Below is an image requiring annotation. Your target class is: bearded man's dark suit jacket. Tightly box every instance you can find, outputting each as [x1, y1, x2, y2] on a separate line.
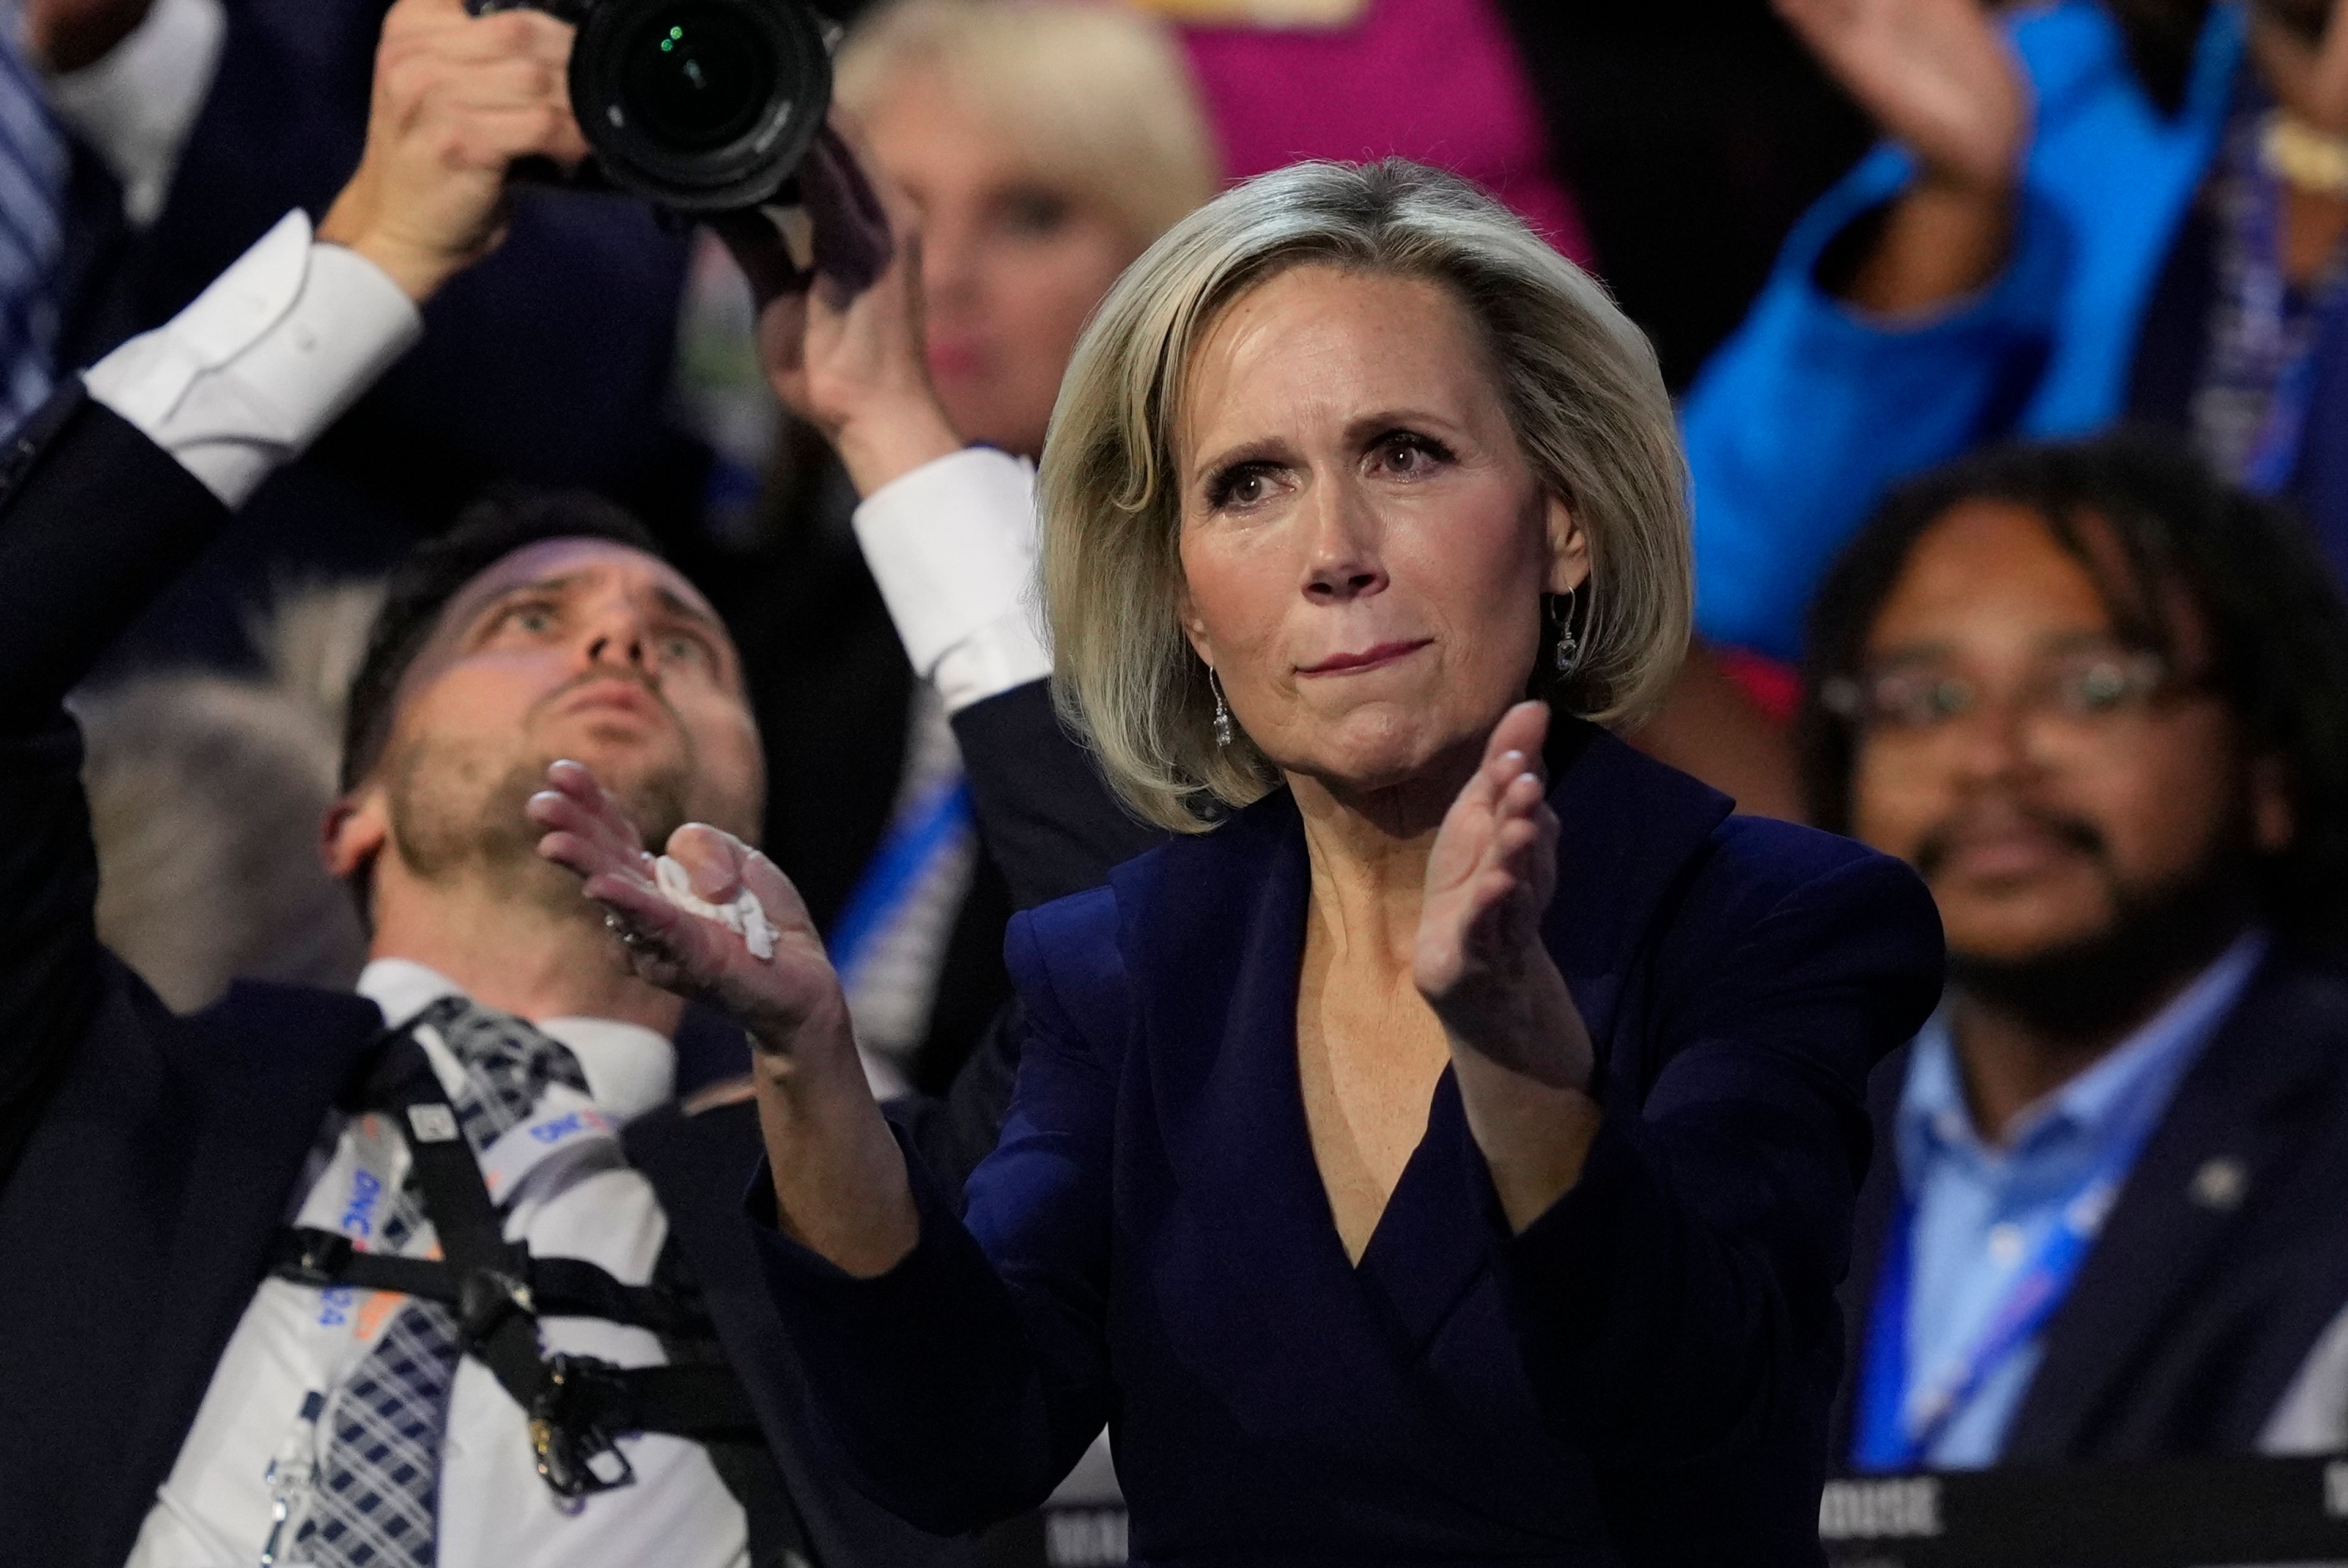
[0, 386, 1125, 1568]
[754, 699, 1948, 1561]
[1829, 949, 2348, 1465]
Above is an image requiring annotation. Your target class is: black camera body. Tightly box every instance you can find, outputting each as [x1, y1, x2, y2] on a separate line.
[471, 0, 831, 214]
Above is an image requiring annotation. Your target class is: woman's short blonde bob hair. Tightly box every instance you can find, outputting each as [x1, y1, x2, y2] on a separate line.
[1039, 158, 1693, 834]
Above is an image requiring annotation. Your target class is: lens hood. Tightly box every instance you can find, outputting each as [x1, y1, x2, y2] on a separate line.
[570, 0, 830, 214]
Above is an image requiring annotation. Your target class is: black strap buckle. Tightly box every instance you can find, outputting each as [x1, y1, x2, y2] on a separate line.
[457, 1265, 536, 1344]
[278, 1229, 354, 1287]
[526, 1355, 638, 1499]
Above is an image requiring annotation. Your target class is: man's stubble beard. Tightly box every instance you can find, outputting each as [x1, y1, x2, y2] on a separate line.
[385, 734, 696, 918]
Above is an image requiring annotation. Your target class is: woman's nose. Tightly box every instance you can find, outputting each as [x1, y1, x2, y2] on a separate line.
[1302, 487, 1389, 603]
[921, 219, 979, 303]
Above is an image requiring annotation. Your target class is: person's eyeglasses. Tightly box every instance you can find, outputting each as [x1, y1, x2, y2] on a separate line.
[1818, 649, 2187, 738]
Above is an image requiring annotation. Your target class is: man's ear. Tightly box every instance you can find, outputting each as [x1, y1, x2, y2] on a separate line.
[1543, 494, 1591, 597]
[322, 787, 390, 883]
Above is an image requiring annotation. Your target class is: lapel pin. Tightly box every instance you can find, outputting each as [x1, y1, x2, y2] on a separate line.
[2188, 1157, 2249, 1212]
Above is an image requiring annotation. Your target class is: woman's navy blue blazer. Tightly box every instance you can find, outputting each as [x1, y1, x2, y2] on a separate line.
[755, 721, 1944, 1566]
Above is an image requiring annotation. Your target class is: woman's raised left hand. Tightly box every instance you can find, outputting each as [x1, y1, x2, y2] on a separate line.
[533, 762, 920, 1274]
[528, 759, 854, 1070]
[1414, 701, 1593, 1093]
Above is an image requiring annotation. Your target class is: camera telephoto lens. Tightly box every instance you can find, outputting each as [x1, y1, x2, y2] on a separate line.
[567, 0, 830, 213]
[621, 2, 775, 153]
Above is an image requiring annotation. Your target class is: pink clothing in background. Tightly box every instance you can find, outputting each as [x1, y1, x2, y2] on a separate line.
[1173, 0, 1594, 268]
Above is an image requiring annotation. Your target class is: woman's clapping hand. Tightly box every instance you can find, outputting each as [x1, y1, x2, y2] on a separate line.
[1414, 701, 1594, 1095]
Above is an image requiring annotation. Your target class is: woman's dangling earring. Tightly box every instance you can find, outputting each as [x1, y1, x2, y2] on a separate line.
[1551, 589, 1582, 677]
[1209, 668, 1233, 749]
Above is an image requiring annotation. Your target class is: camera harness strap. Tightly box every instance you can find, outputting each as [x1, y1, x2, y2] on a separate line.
[266, 1026, 762, 1499]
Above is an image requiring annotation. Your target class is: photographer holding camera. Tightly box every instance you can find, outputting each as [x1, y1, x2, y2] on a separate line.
[0, 0, 1055, 1562]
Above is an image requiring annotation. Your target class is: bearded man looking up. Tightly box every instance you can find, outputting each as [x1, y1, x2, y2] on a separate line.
[1798, 433, 2348, 1472]
[0, 0, 1035, 1561]
[336, 493, 759, 1002]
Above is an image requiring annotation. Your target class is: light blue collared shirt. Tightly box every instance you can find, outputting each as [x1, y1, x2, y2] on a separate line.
[1891, 930, 2269, 1467]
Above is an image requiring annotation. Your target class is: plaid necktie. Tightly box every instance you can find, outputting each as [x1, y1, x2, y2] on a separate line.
[0, 25, 62, 435]
[298, 995, 592, 1568]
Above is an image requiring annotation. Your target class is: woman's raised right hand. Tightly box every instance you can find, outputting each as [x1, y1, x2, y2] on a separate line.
[1774, 0, 2028, 198]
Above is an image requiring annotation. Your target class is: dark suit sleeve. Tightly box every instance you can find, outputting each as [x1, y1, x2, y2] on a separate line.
[751, 901, 1117, 1534]
[950, 680, 1168, 911]
[1496, 841, 1941, 1556]
[884, 996, 1030, 1202]
[879, 679, 1162, 1198]
[0, 389, 234, 1185]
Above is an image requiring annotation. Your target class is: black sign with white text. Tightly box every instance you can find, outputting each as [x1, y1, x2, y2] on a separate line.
[1821, 1457, 2348, 1567]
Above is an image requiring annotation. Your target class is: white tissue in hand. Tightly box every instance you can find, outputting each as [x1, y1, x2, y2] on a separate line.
[652, 855, 779, 961]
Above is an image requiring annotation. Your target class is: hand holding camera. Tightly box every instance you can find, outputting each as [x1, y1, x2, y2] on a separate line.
[319, 0, 590, 302]
[321, 0, 950, 490]
[322, 0, 835, 303]
[714, 125, 964, 499]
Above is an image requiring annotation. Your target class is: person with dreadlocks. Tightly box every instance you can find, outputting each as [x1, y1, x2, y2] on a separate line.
[1796, 432, 2348, 1470]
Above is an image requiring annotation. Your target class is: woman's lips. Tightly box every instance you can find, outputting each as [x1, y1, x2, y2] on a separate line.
[1296, 639, 1431, 677]
[926, 339, 990, 381]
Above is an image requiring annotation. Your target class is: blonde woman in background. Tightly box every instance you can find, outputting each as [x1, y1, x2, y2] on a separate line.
[838, 0, 1219, 460]
[695, 0, 1219, 1110]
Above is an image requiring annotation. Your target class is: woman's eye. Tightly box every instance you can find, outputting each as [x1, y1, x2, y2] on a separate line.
[1376, 435, 1449, 477]
[995, 188, 1070, 238]
[1209, 465, 1276, 510]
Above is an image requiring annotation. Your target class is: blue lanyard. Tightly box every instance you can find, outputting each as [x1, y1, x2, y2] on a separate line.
[1851, 1138, 2143, 1473]
[826, 775, 973, 988]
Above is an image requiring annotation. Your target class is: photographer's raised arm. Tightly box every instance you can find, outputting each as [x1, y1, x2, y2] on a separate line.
[722, 133, 1167, 908]
[1, 0, 584, 701]
[0, 0, 588, 1180]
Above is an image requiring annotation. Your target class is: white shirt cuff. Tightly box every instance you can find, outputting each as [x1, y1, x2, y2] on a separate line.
[83, 210, 422, 508]
[43, 0, 225, 227]
[851, 446, 1054, 714]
